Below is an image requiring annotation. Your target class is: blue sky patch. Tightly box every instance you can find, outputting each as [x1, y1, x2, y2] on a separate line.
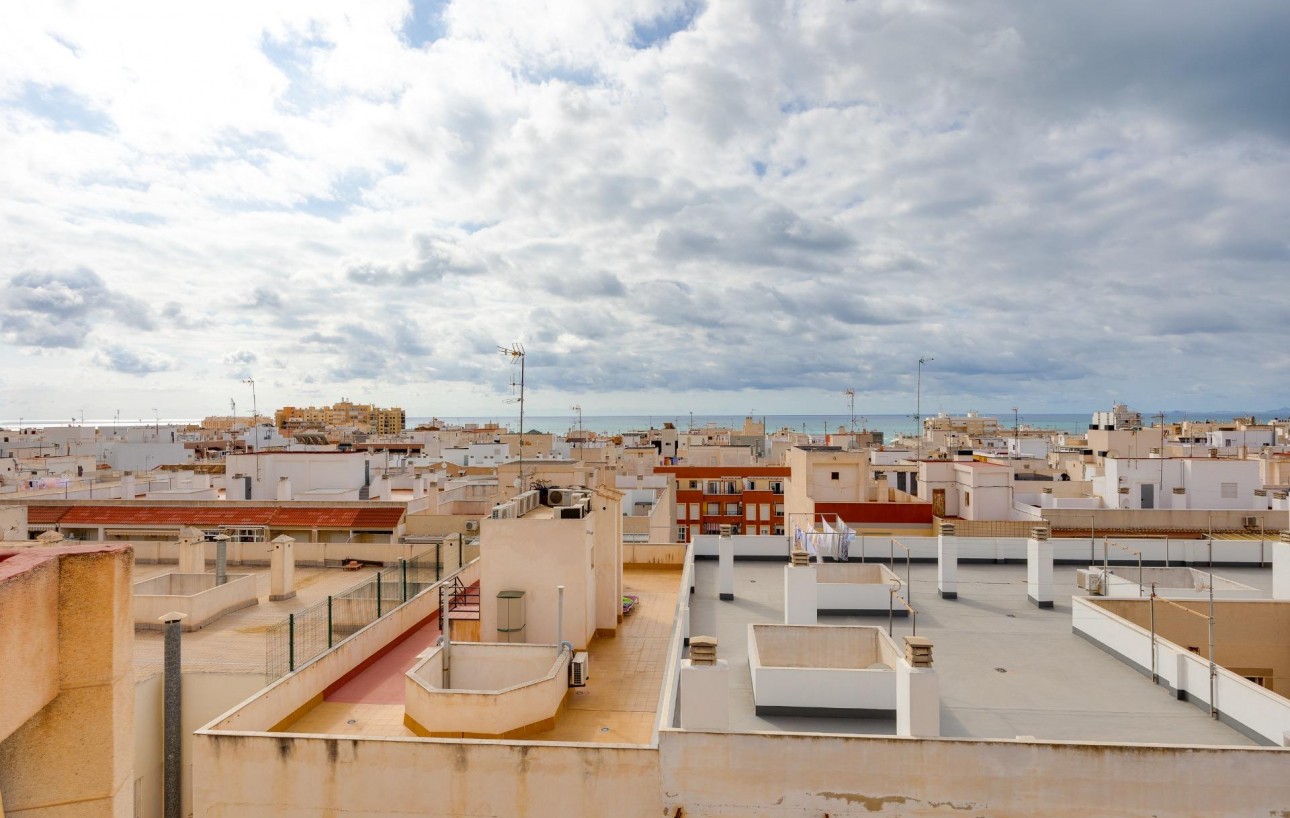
[630, 1, 704, 49]
[401, 0, 449, 48]
[11, 82, 114, 133]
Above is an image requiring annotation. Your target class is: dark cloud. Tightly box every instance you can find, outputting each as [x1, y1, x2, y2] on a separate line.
[346, 233, 487, 286]
[0, 268, 155, 348]
[224, 350, 258, 378]
[94, 346, 172, 375]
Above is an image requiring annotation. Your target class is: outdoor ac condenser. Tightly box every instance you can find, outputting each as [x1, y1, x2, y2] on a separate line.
[570, 651, 589, 686]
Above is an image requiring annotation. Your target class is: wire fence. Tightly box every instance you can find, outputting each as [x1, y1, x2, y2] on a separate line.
[265, 539, 480, 679]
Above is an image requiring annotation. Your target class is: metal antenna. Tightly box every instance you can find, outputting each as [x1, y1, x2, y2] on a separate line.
[499, 343, 526, 494]
[844, 388, 856, 446]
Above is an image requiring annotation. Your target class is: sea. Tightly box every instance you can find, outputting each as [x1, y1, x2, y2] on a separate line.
[406, 412, 1269, 439]
[4, 411, 1277, 438]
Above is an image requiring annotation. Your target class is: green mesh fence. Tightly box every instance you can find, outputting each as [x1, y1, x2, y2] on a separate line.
[265, 544, 470, 679]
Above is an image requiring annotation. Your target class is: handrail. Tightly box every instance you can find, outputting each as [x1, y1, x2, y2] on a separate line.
[887, 579, 918, 636]
[890, 538, 913, 606]
[1149, 588, 1216, 719]
[1100, 538, 1143, 596]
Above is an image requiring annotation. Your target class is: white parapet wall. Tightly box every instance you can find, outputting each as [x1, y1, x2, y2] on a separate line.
[1072, 596, 1290, 746]
[132, 572, 258, 630]
[815, 562, 907, 615]
[1079, 566, 1262, 599]
[697, 533, 1286, 566]
[748, 624, 900, 717]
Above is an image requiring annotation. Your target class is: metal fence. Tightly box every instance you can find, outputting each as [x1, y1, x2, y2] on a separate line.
[265, 539, 480, 679]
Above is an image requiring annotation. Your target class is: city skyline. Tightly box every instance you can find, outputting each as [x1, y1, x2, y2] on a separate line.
[3, 2, 1289, 418]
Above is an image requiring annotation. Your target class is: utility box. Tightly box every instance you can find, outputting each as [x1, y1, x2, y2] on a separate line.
[497, 590, 526, 643]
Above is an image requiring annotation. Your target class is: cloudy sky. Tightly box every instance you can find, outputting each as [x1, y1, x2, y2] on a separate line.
[2, 1, 1289, 422]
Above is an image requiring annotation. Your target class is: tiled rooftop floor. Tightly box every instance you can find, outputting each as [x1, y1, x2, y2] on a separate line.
[132, 562, 391, 681]
[279, 565, 682, 743]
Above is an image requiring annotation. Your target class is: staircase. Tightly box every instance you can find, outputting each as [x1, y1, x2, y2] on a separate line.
[440, 577, 480, 641]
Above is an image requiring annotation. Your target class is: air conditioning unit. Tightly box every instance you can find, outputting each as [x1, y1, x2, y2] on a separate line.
[465, 520, 480, 533]
[547, 488, 572, 506]
[1242, 516, 1259, 529]
[558, 505, 585, 520]
[569, 651, 589, 686]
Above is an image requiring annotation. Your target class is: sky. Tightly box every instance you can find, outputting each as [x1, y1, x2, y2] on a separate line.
[2, 0, 1289, 422]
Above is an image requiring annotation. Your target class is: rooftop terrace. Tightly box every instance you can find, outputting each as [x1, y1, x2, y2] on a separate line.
[687, 558, 1266, 745]
[275, 564, 680, 743]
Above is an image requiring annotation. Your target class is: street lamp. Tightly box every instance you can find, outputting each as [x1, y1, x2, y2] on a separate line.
[915, 357, 933, 464]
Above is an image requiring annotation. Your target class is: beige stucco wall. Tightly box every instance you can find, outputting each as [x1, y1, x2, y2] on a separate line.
[133, 572, 259, 630]
[0, 544, 135, 818]
[1094, 598, 1290, 697]
[0, 554, 60, 741]
[194, 734, 661, 817]
[479, 515, 596, 648]
[659, 730, 1290, 817]
[405, 645, 570, 737]
[134, 672, 271, 818]
[0, 505, 26, 540]
[591, 488, 623, 637]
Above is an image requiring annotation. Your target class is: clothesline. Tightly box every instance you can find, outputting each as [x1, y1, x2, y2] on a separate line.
[792, 519, 856, 562]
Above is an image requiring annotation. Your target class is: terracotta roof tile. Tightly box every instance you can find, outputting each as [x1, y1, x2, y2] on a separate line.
[33, 505, 404, 530]
[25, 506, 69, 525]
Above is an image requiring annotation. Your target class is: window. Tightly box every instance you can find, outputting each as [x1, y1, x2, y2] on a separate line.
[689, 480, 699, 489]
[707, 481, 720, 494]
[760, 525, 770, 535]
[689, 503, 699, 520]
[760, 503, 770, 520]
[774, 503, 784, 516]
[705, 502, 719, 516]
[831, 471, 840, 480]
[1221, 482, 1238, 499]
[725, 502, 741, 516]
[677, 526, 688, 542]
[747, 505, 757, 520]
[964, 491, 971, 508]
[773, 525, 785, 536]
[769, 480, 784, 494]
[677, 507, 686, 521]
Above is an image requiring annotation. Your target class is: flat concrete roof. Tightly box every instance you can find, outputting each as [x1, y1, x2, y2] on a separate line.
[687, 559, 1267, 745]
[132, 562, 400, 681]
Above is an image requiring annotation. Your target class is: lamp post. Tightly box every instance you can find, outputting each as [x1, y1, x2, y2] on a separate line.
[915, 357, 933, 464]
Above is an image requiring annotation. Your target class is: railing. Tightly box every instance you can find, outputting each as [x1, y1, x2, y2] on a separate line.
[265, 545, 463, 679]
[888, 581, 918, 637]
[889, 538, 913, 606]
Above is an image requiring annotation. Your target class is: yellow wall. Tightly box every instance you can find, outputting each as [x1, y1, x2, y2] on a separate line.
[1094, 599, 1290, 696]
[0, 544, 135, 817]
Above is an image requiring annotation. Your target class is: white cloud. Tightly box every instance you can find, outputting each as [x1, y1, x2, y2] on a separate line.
[1, 0, 1289, 419]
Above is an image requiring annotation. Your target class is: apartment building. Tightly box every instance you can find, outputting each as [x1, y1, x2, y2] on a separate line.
[656, 465, 788, 542]
[274, 399, 406, 434]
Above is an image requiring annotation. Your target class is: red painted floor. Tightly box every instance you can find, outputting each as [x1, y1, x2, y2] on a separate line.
[325, 582, 479, 705]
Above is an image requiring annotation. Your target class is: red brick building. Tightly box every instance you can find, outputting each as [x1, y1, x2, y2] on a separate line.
[655, 465, 790, 542]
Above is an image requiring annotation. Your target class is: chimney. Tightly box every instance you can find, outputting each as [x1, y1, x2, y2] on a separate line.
[904, 635, 933, 668]
[276, 476, 292, 501]
[689, 636, 717, 666]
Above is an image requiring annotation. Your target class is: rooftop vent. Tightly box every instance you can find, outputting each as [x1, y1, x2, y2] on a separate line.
[689, 636, 718, 666]
[904, 636, 933, 668]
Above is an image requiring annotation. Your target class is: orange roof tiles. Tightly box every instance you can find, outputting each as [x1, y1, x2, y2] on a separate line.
[23, 505, 404, 530]
[25, 506, 69, 525]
